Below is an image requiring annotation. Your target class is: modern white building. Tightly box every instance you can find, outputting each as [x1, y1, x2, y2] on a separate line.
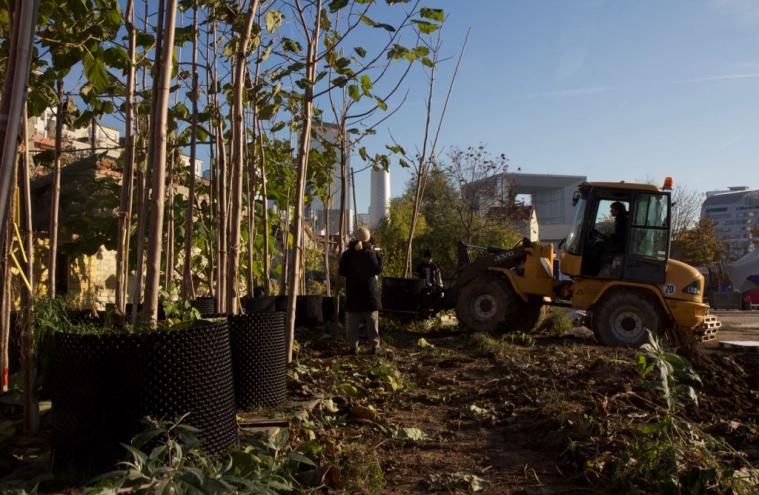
[306, 121, 354, 235]
[701, 186, 759, 260]
[179, 153, 203, 177]
[368, 167, 390, 228]
[463, 172, 586, 243]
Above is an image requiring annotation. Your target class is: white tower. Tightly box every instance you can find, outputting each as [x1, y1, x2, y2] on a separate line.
[369, 168, 391, 228]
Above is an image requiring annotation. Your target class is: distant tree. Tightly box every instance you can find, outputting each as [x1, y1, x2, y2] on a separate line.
[670, 186, 704, 241]
[670, 218, 725, 266]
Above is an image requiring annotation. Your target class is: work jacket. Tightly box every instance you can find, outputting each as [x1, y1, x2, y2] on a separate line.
[339, 241, 383, 312]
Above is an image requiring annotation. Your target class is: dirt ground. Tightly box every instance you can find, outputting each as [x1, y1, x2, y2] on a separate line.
[289, 315, 759, 494]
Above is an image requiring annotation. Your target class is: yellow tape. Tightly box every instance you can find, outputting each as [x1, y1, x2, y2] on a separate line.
[10, 251, 32, 293]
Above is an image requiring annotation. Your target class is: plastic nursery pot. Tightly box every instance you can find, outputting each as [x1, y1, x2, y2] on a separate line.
[381, 277, 426, 312]
[296, 295, 324, 328]
[51, 320, 237, 470]
[191, 296, 219, 317]
[228, 312, 287, 409]
[321, 296, 336, 322]
[241, 295, 277, 314]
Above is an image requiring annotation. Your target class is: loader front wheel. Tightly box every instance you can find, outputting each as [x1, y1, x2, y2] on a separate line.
[456, 275, 511, 332]
[592, 291, 663, 347]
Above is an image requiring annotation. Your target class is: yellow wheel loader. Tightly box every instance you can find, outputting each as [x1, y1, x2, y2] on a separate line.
[453, 179, 720, 346]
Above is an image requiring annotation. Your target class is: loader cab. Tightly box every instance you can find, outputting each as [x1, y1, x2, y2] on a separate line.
[561, 182, 672, 285]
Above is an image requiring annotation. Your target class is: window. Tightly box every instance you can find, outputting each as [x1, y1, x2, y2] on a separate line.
[629, 194, 669, 260]
[565, 197, 586, 254]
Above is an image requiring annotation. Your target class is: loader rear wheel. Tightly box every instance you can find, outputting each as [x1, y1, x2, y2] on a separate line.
[456, 275, 511, 332]
[456, 275, 544, 333]
[592, 291, 663, 347]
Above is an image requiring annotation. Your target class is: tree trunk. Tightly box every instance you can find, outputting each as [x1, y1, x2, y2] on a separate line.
[323, 183, 331, 296]
[164, 149, 175, 289]
[21, 105, 37, 433]
[280, 189, 290, 297]
[47, 78, 64, 299]
[338, 117, 348, 254]
[256, 120, 271, 295]
[287, 3, 322, 362]
[0, 0, 38, 243]
[0, 150, 18, 393]
[115, 0, 137, 313]
[226, 1, 260, 315]
[142, 0, 178, 324]
[245, 112, 256, 297]
[182, 0, 198, 300]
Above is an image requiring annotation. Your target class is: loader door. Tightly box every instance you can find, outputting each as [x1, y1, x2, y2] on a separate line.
[623, 192, 670, 284]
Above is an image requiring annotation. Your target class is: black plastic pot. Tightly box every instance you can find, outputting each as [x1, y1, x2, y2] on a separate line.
[242, 295, 277, 313]
[51, 321, 237, 469]
[296, 295, 323, 327]
[228, 312, 287, 409]
[381, 277, 425, 312]
[321, 296, 336, 322]
[191, 297, 218, 317]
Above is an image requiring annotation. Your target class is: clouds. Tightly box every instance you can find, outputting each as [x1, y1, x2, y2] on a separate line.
[679, 73, 759, 83]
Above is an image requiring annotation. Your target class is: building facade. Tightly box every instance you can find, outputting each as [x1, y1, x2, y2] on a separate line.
[701, 187, 759, 260]
[463, 172, 586, 244]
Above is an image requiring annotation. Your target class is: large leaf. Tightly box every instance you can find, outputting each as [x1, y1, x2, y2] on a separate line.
[348, 84, 360, 102]
[82, 49, 109, 93]
[419, 7, 444, 22]
[328, 0, 349, 13]
[360, 74, 373, 96]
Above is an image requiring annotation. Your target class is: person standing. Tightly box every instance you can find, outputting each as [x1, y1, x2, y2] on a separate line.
[414, 249, 443, 288]
[339, 227, 383, 355]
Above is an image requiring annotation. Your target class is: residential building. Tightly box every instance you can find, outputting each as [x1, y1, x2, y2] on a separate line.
[701, 186, 759, 260]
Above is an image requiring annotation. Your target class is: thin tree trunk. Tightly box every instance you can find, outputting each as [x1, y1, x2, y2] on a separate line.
[287, 1, 322, 362]
[338, 117, 348, 254]
[21, 105, 37, 433]
[182, 0, 199, 300]
[131, 167, 147, 322]
[245, 112, 256, 297]
[0, 0, 38, 242]
[323, 182, 331, 296]
[280, 189, 290, 297]
[164, 150, 175, 289]
[48, 78, 64, 299]
[0, 152, 18, 393]
[205, 22, 216, 296]
[143, 0, 178, 324]
[115, 0, 137, 313]
[256, 119, 271, 295]
[226, 1, 260, 315]
[212, 20, 227, 312]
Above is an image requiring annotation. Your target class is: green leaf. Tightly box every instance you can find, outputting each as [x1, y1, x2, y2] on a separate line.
[421, 56, 435, 68]
[136, 32, 155, 49]
[413, 19, 439, 34]
[397, 427, 427, 441]
[375, 96, 387, 111]
[419, 8, 444, 22]
[103, 46, 130, 72]
[82, 50, 109, 93]
[265, 9, 284, 33]
[354, 46, 367, 58]
[328, 0, 349, 12]
[360, 74, 373, 96]
[348, 84, 360, 102]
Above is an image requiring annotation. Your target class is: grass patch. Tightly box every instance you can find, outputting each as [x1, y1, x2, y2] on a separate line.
[339, 443, 386, 495]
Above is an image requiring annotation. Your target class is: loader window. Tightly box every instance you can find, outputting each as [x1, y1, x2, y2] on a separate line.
[564, 197, 586, 254]
[629, 193, 669, 260]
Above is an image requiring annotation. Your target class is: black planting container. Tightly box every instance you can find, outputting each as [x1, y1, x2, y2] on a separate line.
[296, 295, 323, 327]
[51, 320, 237, 469]
[321, 296, 336, 322]
[228, 312, 287, 409]
[242, 296, 277, 314]
[191, 297, 218, 317]
[381, 277, 425, 312]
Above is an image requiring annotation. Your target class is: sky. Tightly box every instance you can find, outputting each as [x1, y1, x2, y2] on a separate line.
[351, 0, 759, 213]
[99, 0, 759, 215]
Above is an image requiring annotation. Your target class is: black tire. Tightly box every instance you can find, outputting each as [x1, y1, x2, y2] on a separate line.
[456, 274, 517, 332]
[592, 291, 663, 347]
[511, 296, 547, 333]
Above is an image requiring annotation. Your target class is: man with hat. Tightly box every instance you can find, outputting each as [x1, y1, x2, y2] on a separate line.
[339, 227, 383, 354]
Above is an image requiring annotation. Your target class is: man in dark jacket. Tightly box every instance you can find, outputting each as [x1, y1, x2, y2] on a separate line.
[339, 227, 383, 354]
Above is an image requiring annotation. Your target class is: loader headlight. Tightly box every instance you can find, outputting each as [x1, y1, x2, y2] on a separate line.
[683, 280, 701, 295]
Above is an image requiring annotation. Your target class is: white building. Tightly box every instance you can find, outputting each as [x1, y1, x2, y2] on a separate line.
[701, 186, 759, 260]
[368, 167, 390, 229]
[179, 153, 203, 177]
[463, 172, 586, 243]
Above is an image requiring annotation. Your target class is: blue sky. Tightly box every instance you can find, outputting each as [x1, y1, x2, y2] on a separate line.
[351, 0, 759, 212]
